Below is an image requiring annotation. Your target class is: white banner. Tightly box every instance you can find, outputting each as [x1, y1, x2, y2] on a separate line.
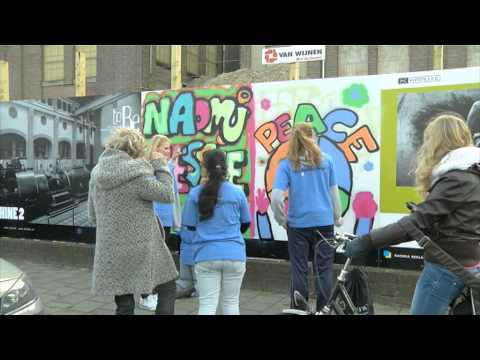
[262, 45, 325, 65]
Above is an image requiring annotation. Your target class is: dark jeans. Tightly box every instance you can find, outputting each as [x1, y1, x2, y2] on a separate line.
[115, 280, 176, 315]
[141, 226, 171, 300]
[287, 226, 335, 311]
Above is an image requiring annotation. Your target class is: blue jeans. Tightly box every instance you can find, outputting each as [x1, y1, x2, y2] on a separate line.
[287, 226, 335, 311]
[411, 261, 480, 315]
[195, 260, 246, 315]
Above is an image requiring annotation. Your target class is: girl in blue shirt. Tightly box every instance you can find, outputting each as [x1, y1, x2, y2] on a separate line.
[183, 149, 251, 315]
[271, 123, 342, 312]
[151, 135, 181, 235]
[140, 135, 181, 311]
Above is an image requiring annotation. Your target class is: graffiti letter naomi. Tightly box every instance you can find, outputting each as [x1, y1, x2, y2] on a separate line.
[203, 97, 249, 145]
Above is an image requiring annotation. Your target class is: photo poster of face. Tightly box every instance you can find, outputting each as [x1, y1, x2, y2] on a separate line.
[379, 67, 480, 269]
[0, 92, 141, 242]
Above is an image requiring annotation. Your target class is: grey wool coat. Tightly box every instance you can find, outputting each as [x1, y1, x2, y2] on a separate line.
[88, 148, 179, 296]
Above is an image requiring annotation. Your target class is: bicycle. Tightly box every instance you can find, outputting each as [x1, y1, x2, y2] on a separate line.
[282, 232, 369, 315]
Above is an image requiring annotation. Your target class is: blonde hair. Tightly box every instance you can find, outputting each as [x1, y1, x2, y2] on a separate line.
[287, 122, 322, 171]
[146, 135, 170, 161]
[415, 112, 473, 197]
[105, 128, 145, 159]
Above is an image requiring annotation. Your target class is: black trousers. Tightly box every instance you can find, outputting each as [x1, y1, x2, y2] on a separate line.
[287, 226, 335, 311]
[115, 280, 176, 315]
[141, 226, 171, 300]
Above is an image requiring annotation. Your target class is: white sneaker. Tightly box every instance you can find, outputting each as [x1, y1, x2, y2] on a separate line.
[139, 295, 157, 311]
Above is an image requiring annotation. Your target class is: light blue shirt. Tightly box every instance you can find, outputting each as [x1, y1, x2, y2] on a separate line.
[182, 181, 250, 264]
[154, 161, 178, 228]
[273, 153, 337, 228]
[179, 226, 194, 266]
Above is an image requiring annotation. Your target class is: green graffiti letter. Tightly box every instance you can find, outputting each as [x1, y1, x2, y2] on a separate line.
[143, 99, 170, 136]
[293, 103, 326, 135]
[226, 150, 247, 192]
[204, 97, 247, 144]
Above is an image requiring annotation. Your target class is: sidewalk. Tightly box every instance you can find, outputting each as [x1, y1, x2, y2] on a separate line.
[6, 256, 410, 315]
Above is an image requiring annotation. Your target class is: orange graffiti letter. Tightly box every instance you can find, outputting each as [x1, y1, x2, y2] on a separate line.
[338, 125, 379, 163]
[254, 122, 278, 154]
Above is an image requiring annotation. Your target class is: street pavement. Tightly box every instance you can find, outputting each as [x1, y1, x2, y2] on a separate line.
[5, 257, 410, 315]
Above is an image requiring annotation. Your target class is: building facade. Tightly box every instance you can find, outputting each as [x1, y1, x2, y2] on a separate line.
[0, 45, 479, 101]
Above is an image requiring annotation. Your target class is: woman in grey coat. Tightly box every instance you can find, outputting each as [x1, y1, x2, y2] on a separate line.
[88, 128, 179, 315]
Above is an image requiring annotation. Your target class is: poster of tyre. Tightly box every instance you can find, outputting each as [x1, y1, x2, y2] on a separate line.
[0, 92, 140, 229]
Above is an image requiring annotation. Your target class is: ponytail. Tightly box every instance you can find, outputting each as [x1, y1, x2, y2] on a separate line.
[198, 150, 228, 221]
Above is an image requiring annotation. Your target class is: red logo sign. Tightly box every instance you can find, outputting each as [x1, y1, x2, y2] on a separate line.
[264, 49, 278, 64]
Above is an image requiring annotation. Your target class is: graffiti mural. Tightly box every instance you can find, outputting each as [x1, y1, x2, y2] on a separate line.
[140, 85, 257, 235]
[141, 77, 382, 242]
[252, 79, 381, 241]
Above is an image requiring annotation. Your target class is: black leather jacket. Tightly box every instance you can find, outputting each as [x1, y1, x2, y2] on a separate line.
[366, 164, 480, 267]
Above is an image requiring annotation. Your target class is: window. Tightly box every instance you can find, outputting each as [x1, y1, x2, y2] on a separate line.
[41, 116, 47, 126]
[62, 102, 67, 111]
[34, 138, 52, 159]
[205, 45, 219, 77]
[63, 121, 68, 130]
[47, 98, 53, 106]
[75, 45, 97, 78]
[378, 45, 410, 74]
[186, 45, 200, 76]
[68, 103, 71, 113]
[338, 45, 368, 76]
[59, 141, 71, 159]
[76, 143, 86, 159]
[0, 134, 26, 159]
[156, 45, 171, 67]
[57, 99, 62, 109]
[467, 45, 480, 67]
[43, 45, 64, 81]
[9, 106, 17, 118]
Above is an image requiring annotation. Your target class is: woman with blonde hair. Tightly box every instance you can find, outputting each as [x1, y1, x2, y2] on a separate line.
[88, 128, 178, 315]
[271, 122, 343, 312]
[345, 113, 480, 314]
[139, 135, 183, 310]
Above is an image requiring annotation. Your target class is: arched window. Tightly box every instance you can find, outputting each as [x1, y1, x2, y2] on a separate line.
[0, 134, 26, 159]
[34, 138, 52, 159]
[58, 141, 71, 159]
[76, 143, 86, 159]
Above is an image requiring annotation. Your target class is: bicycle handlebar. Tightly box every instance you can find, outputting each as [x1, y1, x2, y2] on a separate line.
[316, 231, 357, 250]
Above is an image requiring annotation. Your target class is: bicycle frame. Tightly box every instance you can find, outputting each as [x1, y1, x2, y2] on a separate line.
[316, 257, 359, 315]
[282, 232, 361, 315]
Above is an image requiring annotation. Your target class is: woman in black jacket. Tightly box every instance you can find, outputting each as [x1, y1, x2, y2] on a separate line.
[345, 112, 480, 315]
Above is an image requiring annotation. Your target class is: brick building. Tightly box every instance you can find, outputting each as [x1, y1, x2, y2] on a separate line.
[0, 45, 479, 100]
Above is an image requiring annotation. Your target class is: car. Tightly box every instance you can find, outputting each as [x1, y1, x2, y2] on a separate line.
[0, 258, 44, 315]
